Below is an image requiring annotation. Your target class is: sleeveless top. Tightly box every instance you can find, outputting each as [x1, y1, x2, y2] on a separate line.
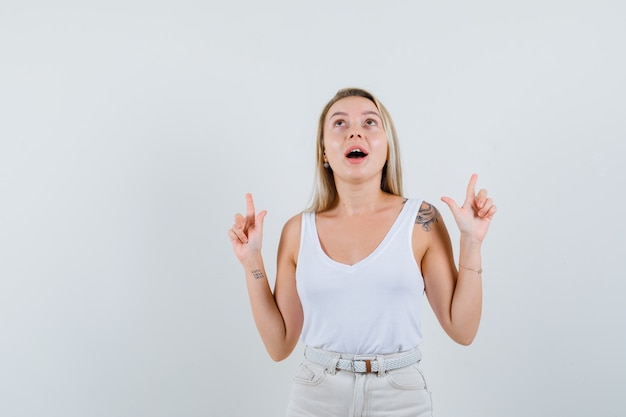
[295, 198, 425, 355]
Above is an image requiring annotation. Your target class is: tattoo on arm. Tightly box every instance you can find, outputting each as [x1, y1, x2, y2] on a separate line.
[251, 269, 265, 280]
[416, 202, 439, 232]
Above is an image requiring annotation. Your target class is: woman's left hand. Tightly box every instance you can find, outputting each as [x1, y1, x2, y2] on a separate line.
[441, 173, 497, 243]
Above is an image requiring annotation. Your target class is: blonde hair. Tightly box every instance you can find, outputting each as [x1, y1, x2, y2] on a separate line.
[307, 87, 404, 212]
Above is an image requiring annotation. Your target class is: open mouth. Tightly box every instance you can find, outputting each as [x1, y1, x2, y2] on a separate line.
[345, 148, 369, 159]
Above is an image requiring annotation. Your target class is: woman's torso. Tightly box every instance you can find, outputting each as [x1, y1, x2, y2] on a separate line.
[295, 197, 427, 355]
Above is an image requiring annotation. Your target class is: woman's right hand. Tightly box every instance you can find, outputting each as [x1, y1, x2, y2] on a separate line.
[228, 193, 267, 265]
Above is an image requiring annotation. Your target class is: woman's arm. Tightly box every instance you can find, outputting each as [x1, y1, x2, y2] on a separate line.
[229, 194, 303, 361]
[419, 174, 496, 345]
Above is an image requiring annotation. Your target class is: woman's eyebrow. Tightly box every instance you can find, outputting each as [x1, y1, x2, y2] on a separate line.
[329, 111, 381, 119]
[362, 111, 381, 118]
[328, 111, 349, 119]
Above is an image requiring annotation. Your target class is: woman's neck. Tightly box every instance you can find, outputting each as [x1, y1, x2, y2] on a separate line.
[332, 183, 392, 216]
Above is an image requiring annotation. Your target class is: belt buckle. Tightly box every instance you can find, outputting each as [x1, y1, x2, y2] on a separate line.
[352, 359, 373, 373]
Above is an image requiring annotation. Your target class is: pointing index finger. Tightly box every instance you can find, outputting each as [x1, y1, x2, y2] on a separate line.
[245, 193, 256, 226]
[465, 173, 478, 204]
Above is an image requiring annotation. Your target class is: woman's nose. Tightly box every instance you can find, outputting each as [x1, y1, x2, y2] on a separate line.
[348, 130, 362, 139]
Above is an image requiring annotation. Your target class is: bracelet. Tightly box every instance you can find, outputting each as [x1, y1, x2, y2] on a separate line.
[459, 264, 482, 274]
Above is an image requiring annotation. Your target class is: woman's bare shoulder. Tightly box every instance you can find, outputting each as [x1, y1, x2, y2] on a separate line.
[414, 200, 442, 233]
[278, 212, 304, 263]
[280, 212, 306, 245]
[283, 212, 304, 232]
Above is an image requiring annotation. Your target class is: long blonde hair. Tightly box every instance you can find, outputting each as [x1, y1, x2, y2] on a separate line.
[307, 87, 404, 212]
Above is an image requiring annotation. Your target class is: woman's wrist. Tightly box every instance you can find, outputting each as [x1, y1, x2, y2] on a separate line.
[459, 235, 483, 255]
[459, 264, 482, 274]
[242, 254, 264, 271]
[459, 233, 482, 246]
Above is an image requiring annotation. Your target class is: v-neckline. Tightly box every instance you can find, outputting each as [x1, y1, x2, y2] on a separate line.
[312, 201, 409, 269]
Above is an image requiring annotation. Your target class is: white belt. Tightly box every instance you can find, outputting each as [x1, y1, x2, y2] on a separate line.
[304, 346, 421, 374]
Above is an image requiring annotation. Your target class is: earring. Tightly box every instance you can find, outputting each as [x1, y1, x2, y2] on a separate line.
[323, 162, 330, 169]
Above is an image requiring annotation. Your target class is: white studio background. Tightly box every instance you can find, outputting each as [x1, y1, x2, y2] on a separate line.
[1, 1, 624, 416]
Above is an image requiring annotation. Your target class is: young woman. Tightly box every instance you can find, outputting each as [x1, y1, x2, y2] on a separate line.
[228, 88, 497, 416]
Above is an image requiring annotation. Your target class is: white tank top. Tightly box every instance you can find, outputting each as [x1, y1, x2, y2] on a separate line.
[296, 198, 425, 355]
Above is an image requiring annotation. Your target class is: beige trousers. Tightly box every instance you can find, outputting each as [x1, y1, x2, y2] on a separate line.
[286, 348, 433, 417]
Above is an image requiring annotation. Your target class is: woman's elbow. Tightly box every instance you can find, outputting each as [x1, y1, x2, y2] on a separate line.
[266, 342, 297, 362]
[450, 329, 478, 346]
[454, 335, 476, 346]
[268, 350, 290, 362]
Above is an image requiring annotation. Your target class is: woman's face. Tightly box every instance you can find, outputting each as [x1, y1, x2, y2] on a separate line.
[323, 96, 388, 183]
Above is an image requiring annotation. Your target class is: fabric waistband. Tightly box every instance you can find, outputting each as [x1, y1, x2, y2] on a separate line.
[304, 346, 421, 376]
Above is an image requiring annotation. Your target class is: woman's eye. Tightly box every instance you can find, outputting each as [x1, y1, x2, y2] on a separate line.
[365, 119, 377, 126]
[334, 120, 346, 127]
